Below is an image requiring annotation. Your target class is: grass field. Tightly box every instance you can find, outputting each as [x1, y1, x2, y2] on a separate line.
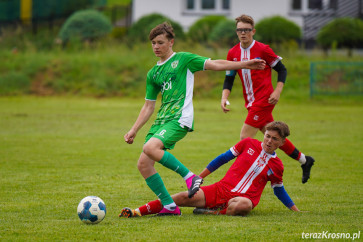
[0, 96, 362, 241]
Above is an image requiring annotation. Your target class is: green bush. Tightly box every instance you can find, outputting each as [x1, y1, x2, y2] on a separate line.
[58, 9, 112, 43]
[255, 16, 301, 44]
[188, 15, 226, 43]
[32, 0, 103, 19]
[0, 71, 30, 95]
[110, 27, 127, 40]
[127, 13, 185, 42]
[317, 17, 363, 55]
[209, 19, 237, 47]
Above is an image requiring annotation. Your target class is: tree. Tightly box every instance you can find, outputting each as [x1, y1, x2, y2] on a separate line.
[188, 15, 226, 43]
[209, 19, 238, 47]
[58, 9, 112, 44]
[254, 15, 301, 48]
[317, 17, 363, 56]
[127, 13, 185, 42]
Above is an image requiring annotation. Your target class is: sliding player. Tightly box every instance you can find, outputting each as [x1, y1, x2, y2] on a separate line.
[121, 121, 300, 217]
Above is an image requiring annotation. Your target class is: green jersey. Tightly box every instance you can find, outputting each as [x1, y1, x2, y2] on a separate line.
[145, 52, 209, 131]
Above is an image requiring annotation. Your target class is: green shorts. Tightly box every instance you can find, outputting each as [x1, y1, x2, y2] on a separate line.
[145, 120, 189, 150]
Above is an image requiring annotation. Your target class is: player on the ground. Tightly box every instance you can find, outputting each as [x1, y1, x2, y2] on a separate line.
[121, 121, 300, 217]
[220, 14, 314, 183]
[124, 22, 265, 216]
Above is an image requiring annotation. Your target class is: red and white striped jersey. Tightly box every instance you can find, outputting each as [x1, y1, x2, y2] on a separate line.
[226, 40, 282, 108]
[219, 137, 284, 207]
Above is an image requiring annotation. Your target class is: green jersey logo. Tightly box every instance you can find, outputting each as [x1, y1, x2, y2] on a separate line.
[171, 60, 179, 69]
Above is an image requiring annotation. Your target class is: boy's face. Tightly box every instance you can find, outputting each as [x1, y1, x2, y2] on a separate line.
[236, 21, 255, 47]
[151, 34, 174, 60]
[262, 130, 285, 154]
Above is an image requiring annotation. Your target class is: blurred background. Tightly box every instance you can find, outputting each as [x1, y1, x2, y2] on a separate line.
[0, 0, 362, 98]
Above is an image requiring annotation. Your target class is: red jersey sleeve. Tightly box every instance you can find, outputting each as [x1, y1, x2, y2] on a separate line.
[261, 44, 282, 68]
[230, 137, 251, 156]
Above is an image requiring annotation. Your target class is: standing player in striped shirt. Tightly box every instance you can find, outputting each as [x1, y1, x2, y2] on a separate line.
[120, 121, 300, 217]
[123, 22, 266, 216]
[221, 14, 315, 184]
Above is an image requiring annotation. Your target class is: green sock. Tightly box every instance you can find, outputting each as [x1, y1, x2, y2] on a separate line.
[145, 173, 174, 206]
[159, 151, 189, 178]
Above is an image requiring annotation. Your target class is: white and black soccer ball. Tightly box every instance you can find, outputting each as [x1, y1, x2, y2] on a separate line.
[77, 196, 106, 224]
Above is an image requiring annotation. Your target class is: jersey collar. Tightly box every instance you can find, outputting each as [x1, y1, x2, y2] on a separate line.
[157, 52, 176, 66]
[240, 40, 255, 50]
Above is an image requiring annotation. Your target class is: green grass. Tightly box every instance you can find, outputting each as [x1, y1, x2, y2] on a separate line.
[0, 96, 362, 241]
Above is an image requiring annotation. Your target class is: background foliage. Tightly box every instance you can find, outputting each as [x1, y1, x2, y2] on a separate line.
[1, 43, 362, 98]
[316, 17, 363, 56]
[254, 16, 301, 49]
[187, 15, 227, 43]
[209, 19, 238, 48]
[126, 13, 185, 42]
[0, 5, 362, 98]
[58, 9, 112, 43]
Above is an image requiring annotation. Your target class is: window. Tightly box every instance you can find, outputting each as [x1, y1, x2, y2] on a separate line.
[183, 0, 230, 15]
[308, 0, 323, 10]
[222, 0, 230, 9]
[292, 0, 302, 10]
[187, 0, 194, 9]
[202, 0, 215, 9]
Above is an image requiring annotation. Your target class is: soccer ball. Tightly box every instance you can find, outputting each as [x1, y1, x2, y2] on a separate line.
[77, 196, 106, 224]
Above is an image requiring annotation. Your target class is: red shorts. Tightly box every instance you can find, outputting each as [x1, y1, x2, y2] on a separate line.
[245, 105, 275, 129]
[201, 182, 255, 209]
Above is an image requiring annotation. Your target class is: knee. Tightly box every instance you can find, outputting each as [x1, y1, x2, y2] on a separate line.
[142, 139, 164, 159]
[137, 159, 146, 171]
[227, 198, 253, 216]
[233, 203, 252, 216]
[142, 142, 155, 157]
[137, 155, 154, 172]
[172, 192, 189, 206]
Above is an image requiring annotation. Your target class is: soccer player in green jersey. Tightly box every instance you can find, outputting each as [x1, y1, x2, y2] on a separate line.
[123, 22, 265, 216]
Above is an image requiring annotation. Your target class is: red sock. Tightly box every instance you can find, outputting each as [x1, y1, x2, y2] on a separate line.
[279, 138, 301, 160]
[138, 200, 163, 216]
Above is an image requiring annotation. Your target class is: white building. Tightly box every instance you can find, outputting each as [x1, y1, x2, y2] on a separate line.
[131, 0, 363, 44]
[132, 0, 297, 31]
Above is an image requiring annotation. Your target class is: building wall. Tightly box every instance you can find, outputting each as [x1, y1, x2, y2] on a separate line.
[132, 0, 303, 31]
[132, 0, 195, 30]
[131, 0, 362, 45]
[230, 0, 303, 27]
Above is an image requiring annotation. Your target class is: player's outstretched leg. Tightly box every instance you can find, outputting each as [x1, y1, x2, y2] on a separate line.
[301, 156, 315, 183]
[156, 206, 181, 216]
[119, 207, 141, 218]
[186, 175, 203, 198]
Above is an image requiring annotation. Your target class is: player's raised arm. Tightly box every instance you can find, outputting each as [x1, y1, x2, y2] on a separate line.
[124, 100, 156, 144]
[204, 58, 265, 71]
[199, 149, 236, 178]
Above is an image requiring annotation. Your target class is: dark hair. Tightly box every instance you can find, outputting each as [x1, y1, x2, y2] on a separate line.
[265, 121, 290, 139]
[149, 22, 175, 41]
[235, 14, 254, 28]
